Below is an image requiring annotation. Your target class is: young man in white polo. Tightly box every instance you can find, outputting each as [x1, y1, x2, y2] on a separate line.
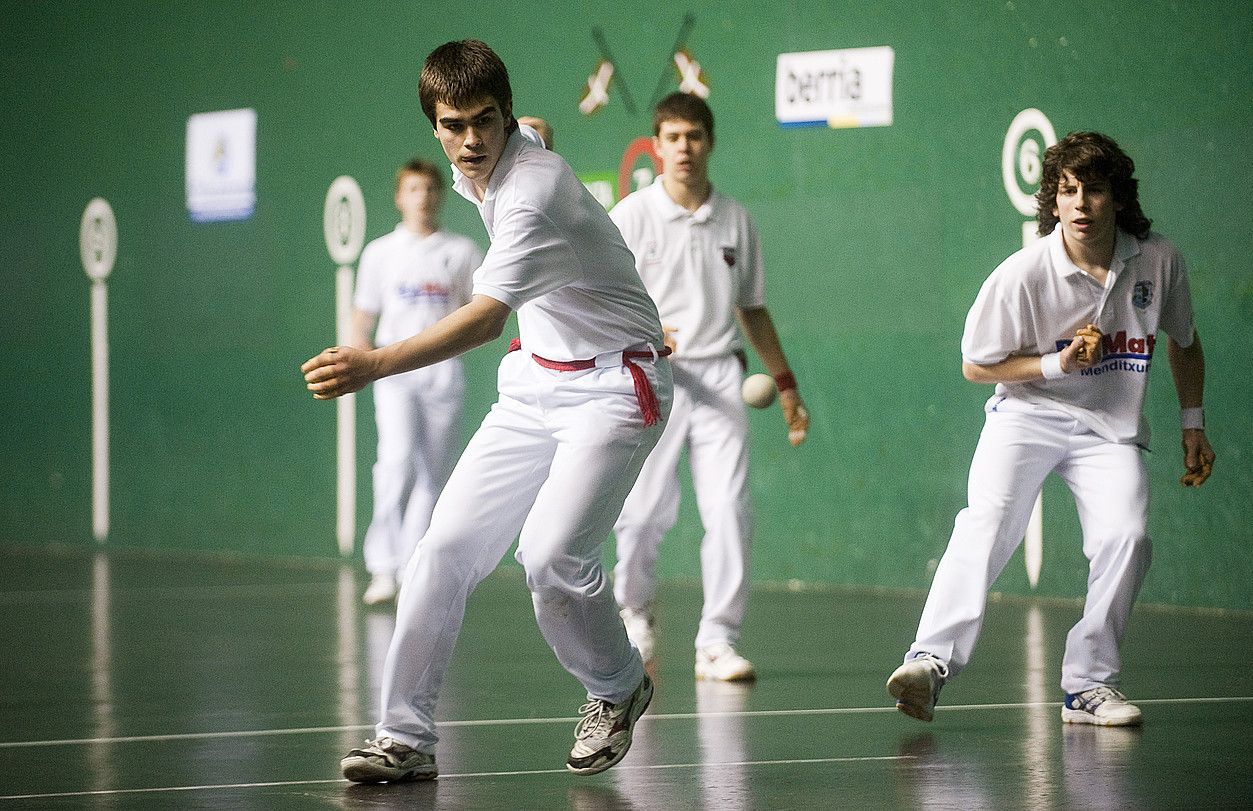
[304, 39, 673, 781]
[610, 92, 810, 682]
[887, 131, 1215, 726]
[351, 158, 481, 606]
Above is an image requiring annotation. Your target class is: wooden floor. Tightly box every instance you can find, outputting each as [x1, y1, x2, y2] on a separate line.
[1, 543, 1250, 809]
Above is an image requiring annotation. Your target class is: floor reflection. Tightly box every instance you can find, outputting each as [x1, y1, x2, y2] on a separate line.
[88, 551, 116, 793]
[696, 679, 751, 811]
[1061, 724, 1142, 809]
[1023, 604, 1053, 810]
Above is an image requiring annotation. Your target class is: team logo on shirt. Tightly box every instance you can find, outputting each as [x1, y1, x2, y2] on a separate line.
[397, 282, 450, 303]
[721, 246, 737, 268]
[1132, 280, 1154, 309]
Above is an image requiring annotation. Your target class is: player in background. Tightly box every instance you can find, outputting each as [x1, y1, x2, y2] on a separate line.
[887, 131, 1215, 726]
[351, 158, 481, 605]
[304, 40, 672, 781]
[610, 92, 810, 682]
[518, 115, 553, 150]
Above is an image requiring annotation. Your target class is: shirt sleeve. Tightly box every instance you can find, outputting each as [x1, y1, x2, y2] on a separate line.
[1157, 246, 1196, 347]
[737, 211, 766, 309]
[453, 240, 483, 309]
[352, 241, 383, 313]
[472, 203, 578, 309]
[961, 265, 1028, 365]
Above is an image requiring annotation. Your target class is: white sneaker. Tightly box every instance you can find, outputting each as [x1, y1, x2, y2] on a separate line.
[363, 573, 397, 605]
[1062, 686, 1143, 726]
[695, 643, 756, 682]
[619, 606, 656, 664]
[341, 736, 437, 783]
[566, 676, 653, 774]
[887, 653, 948, 722]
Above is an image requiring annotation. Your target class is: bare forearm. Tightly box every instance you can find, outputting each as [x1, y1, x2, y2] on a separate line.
[962, 355, 1053, 384]
[376, 295, 510, 378]
[1167, 332, 1205, 409]
[349, 309, 377, 350]
[736, 307, 793, 377]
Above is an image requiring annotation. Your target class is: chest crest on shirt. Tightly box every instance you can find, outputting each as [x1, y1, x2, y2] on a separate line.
[1131, 280, 1154, 310]
[720, 246, 737, 268]
[640, 240, 660, 265]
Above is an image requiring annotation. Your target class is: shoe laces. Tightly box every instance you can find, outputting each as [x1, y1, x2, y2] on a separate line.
[1082, 686, 1128, 706]
[574, 699, 616, 740]
[915, 653, 949, 680]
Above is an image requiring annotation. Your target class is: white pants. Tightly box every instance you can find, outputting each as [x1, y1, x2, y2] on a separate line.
[909, 399, 1151, 694]
[377, 350, 672, 752]
[613, 355, 751, 649]
[363, 365, 464, 577]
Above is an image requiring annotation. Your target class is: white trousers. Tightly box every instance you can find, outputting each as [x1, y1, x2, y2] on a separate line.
[909, 399, 1151, 694]
[377, 350, 672, 752]
[362, 366, 464, 576]
[613, 355, 751, 649]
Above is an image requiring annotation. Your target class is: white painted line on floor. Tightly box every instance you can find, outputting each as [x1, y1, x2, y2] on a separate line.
[0, 755, 915, 801]
[2, 695, 1249, 750]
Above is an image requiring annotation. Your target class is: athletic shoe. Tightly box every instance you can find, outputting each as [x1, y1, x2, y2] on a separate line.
[887, 653, 948, 722]
[340, 737, 437, 783]
[1062, 686, 1143, 726]
[619, 606, 656, 664]
[363, 573, 397, 606]
[695, 643, 756, 682]
[566, 675, 654, 775]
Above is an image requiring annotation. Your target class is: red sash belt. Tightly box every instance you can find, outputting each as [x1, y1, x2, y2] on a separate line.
[507, 337, 672, 426]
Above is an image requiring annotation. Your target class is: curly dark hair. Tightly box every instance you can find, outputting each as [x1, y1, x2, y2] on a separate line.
[1035, 131, 1152, 238]
[419, 40, 515, 132]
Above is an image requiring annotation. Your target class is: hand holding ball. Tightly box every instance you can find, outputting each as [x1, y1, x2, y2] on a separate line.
[742, 373, 777, 409]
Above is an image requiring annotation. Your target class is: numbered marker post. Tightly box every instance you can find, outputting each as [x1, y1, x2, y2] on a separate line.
[80, 198, 118, 542]
[1002, 109, 1057, 589]
[323, 177, 366, 557]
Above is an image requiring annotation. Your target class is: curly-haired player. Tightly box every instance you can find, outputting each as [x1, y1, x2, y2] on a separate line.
[887, 131, 1215, 727]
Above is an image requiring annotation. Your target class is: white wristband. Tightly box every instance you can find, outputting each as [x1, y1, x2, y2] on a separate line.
[1181, 407, 1205, 430]
[1040, 352, 1067, 380]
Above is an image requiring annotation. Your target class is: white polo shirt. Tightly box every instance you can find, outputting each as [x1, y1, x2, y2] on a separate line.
[610, 177, 766, 360]
[453, 128, 663, 361]
[962, 227, 1195, 446]
[354, 226, 481, 347]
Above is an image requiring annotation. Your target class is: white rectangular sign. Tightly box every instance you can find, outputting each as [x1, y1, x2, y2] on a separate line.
[775, 47, 895, 129]
[186, 108, 257, 222]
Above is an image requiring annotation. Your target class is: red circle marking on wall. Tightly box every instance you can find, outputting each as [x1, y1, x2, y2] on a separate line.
[618, 136, 661, 201]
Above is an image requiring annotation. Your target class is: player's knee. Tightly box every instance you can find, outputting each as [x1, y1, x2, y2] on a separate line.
[517, 546, 600, 597]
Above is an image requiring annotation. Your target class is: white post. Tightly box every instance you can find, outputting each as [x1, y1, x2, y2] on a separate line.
[324, 177, 366, 558]
[1002, 110, 1056, 590]
[335, 266, 357, 558]
[81, 198, 117, 543]
[91, 280, 110, 541]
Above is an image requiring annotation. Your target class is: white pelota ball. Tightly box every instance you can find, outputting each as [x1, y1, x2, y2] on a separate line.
[741, 373, 777, 409]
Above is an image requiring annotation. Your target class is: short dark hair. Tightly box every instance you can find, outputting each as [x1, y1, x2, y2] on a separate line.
[653, 92, 715, 144]
[1036, 131, 1151, 239]
[395, 158, 443, 195]
[419, 40, 515, 131]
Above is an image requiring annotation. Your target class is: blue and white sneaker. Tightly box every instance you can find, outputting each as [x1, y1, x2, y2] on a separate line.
[1062, 686, 1143, 726]
[887, 653, 949, 722]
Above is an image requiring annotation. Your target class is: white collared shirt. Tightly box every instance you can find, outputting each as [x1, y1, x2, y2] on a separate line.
[609, 177, 766, 360]
[962, 227, 1195, 445]
[354, 225, 481, 347]
[451, 129, 663, 360]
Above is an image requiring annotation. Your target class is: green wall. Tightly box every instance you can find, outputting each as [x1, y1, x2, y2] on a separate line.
[2, 1, 1249, 609]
